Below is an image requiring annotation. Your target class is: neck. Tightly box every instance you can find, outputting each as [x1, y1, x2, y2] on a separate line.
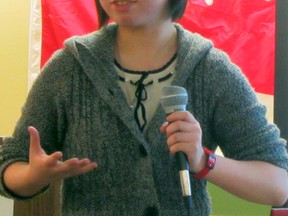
[115, 21, 178, 71]
[117, 19, 176, 51]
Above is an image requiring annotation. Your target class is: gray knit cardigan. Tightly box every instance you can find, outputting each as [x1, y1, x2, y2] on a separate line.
[0, 23, 287, 216]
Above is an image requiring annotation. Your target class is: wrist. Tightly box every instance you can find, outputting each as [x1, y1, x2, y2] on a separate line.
[191, 147, 216, 180]
[25, 165, 50, 194]
[4, 162, 49, 197]
[189, 148, 207, 173]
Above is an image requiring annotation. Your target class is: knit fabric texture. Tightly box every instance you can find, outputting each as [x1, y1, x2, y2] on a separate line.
[0, 23, 287, 216]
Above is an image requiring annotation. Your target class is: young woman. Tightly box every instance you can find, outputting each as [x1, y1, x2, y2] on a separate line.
[1, 0, 287, 215]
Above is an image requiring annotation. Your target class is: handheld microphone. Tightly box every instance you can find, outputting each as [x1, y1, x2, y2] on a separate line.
[160, 86, 192, 213]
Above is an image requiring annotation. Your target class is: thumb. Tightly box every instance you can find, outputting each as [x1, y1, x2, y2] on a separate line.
[28, 126, 45, 157]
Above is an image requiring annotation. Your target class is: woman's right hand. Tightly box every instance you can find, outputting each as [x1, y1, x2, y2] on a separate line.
[3, 126, 97, 197]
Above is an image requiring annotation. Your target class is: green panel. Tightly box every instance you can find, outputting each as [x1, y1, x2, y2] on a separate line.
[208, 183, 271, 216]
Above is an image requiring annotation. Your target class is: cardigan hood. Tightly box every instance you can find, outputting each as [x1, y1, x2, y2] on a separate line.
[62, 23, 214, 142]
[63, 23, 214, 89]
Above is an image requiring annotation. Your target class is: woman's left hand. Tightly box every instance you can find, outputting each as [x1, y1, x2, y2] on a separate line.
[160, 111, 206, 173]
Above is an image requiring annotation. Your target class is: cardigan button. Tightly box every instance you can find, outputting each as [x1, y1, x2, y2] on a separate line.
[143, 206, 158, 216]
[139, 145, 148, 157]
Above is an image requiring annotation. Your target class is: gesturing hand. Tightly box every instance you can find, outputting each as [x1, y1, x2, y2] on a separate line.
[3, 126, 98, 197]
[27, 126, 98, 187]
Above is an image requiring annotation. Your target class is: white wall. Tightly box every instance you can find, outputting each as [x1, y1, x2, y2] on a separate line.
[0, 197, 13, 216]
[0, 0, 30, 215]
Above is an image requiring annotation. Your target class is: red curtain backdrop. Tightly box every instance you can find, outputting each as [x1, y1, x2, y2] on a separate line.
[41, 0, 275, 95]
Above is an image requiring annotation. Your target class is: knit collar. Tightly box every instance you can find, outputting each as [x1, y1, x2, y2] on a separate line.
[63, 23, 213, 143]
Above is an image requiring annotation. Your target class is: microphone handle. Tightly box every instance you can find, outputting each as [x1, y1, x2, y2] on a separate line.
[175, 152, 192, 214]
[175, 151, 190, 171]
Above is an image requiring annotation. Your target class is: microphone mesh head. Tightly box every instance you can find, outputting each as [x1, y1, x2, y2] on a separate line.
[162, 85, 187, 96]
[160, 86, 188, 114]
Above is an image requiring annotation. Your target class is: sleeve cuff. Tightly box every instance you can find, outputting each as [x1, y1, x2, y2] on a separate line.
[0, 158, 50, 200]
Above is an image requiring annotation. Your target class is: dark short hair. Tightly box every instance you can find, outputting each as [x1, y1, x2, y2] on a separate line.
[95, 0, 188, 28]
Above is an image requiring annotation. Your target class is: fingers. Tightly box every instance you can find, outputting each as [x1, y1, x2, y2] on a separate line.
[160, 111, 195, 133]
[167, 132, 199, 155]
[166, 120, 199, 137]
[161, 111, 202, 155]
[63, 158, 97, 170]
[162, 111, 201, 137]
[28, 126, 45, 157]
[160, 121, 169, 133]
[56, 158, 98, 178]
[78, 160, 98, 174]
[47, 151, 63, 166]
[166, 111, 196, 124]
